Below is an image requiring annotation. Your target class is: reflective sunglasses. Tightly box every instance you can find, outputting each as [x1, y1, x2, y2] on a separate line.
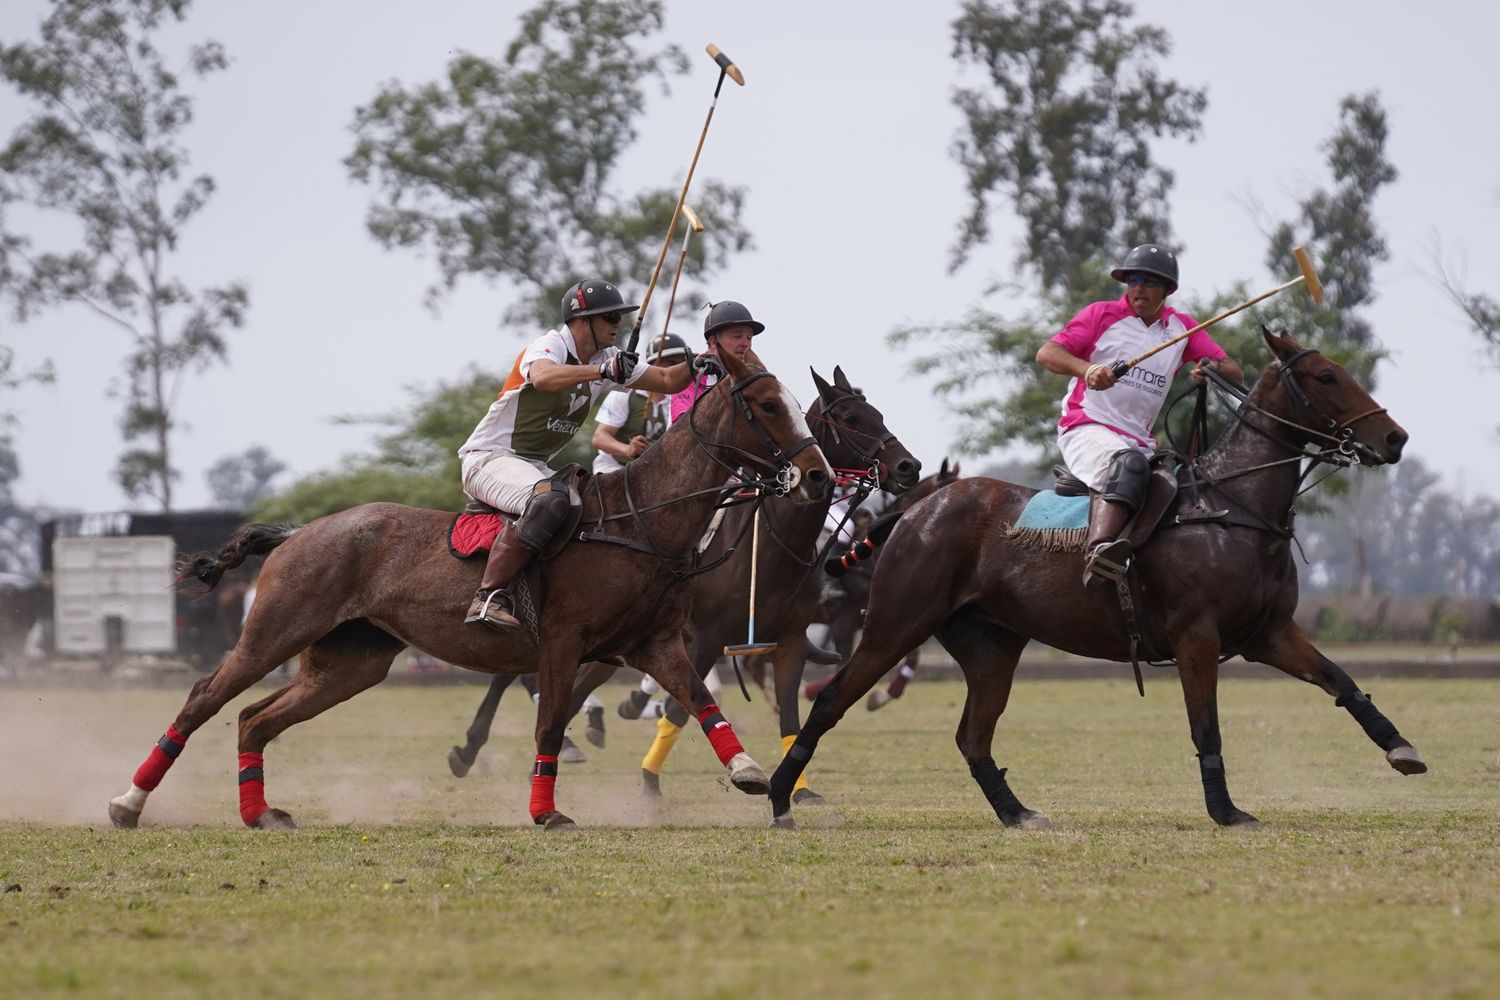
[1122, 272, 1170, 289]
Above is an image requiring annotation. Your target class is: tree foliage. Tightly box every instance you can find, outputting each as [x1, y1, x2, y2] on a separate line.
[0, 0, 247, 511]
[948, 0, 1206, 297]
[206, 445, 286, 510]
[345, 0, 752, 330]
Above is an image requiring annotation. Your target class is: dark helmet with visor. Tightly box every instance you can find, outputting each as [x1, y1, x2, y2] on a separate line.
[561, 278, 641, 324]
[702, 300, 765, 340]
[1110, 244, 1179, 293]
[645, 332, 690, 364]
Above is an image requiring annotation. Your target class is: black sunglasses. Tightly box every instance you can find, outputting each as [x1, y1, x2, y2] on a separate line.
[1122, 272, 1170, 289]
[599, 311, 624, 324]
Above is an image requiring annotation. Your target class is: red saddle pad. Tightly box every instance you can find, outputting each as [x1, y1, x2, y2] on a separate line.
[448, 512, 508, 558]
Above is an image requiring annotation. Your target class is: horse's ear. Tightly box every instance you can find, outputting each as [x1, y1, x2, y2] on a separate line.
[810, 368, 834, 400]
[1262, 324, 1304, 362]
[833, 365, 853, 392]
[951, 460, 961, 477]
[721, 347, 749, 380]
[939, 457, 949, 477]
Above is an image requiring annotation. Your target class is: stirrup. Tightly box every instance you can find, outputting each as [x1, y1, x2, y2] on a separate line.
[1083, 539, 1131, 588]
[464, 589, 521, 630]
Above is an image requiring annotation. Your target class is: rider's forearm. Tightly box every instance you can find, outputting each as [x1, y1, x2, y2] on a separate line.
[1036, 342, 1090, 380]
[592, 426, 630, 459]
[531, 363, 602, 393]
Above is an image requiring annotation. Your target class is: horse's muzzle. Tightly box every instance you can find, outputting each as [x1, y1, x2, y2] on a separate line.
[797, 466, 832, 502]
[1384, 426, 1408, 463]
[889, 457, 921, 493]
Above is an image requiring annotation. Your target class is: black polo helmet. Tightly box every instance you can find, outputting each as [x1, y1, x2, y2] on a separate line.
[561, 278, 641, 323]
[1110, 244, 1179, 293]
[645, 332, 690, 364]
[702, 300, 765, 339]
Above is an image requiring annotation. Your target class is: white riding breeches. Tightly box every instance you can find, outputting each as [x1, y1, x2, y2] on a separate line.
[461, 451, 552, 516]
[1058, 423, 1153, 492]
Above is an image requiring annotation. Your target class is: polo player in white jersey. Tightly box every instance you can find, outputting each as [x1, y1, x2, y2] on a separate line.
[457, 278, 696, 629]
[1036, 244, 1244, 588]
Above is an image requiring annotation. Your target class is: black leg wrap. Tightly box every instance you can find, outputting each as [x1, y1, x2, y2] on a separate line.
[968, 757, 1026, 826]
[769, 735, 816, 814]
[665, 698, 690, 728]
[1335, 690, 1410, 752]
[1197, 753, 1235, 824]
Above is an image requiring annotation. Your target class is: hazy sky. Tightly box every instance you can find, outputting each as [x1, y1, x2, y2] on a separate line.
[4, 0, 1499, 515]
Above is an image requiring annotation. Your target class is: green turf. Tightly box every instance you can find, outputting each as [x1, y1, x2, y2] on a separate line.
[1, 677, 1497, 998]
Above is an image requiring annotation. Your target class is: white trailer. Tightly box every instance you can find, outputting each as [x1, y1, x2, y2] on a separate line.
[52, 536, 176, 656]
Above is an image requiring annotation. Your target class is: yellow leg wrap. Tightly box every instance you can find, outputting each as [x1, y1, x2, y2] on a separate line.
[780, 734, 810, 793]
[641, 717, 684, 775]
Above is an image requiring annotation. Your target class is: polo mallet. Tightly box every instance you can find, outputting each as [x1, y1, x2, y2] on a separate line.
[1109, 245, 1324, 378]
[654, 204, 704, 360]
[626, 44, 744, 354]
[724, 508, 777, 657]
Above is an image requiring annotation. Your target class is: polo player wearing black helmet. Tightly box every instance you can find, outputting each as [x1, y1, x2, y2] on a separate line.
[1036, 244, 1244, 588]
[669, 299, 763, 423]
[457, 278, 698, 630]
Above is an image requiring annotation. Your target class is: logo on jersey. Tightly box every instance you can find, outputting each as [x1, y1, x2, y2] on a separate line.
[567, 390, 589, 416]
[546, 417, 582, 435]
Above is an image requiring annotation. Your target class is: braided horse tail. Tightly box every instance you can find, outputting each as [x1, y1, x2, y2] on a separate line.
[176, 523, 300, 591]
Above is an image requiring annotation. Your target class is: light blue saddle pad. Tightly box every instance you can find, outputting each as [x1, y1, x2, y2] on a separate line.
[1013, 490, 1089, 530]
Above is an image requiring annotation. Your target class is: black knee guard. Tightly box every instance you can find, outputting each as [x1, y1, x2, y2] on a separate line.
[516, 481, 573, 551]
[1102, 449, 1150, 512]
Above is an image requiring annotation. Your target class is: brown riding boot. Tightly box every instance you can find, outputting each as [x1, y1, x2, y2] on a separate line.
[464, 530, 534, 631]
[1082, 496, 1134, 589]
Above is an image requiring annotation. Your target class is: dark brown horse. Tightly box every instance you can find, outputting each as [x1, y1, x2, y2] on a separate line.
[107, 348, 834, 831]
[444, 367, 922, 800]
[770, 330, 1425, 829]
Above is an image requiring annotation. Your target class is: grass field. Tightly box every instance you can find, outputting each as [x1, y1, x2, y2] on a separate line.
[2, 675, 1497, 998]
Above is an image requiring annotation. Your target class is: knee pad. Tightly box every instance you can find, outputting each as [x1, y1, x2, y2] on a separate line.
[517, 483, 572, 551]
[1101, 449, 1150, 512]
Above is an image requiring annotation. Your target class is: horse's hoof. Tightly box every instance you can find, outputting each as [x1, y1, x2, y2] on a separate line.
[792, 788, 826, 806]
[585, 707, 606, 749]
[250, 808, 298, 831]
[535, 810, 577, 831]
[617, 690, 649, 720]
[1018, 809, 1051, 830]
[727, 753, 770, 796]
[866, 688, 893, 711]
[558, 737, 586, 764]
[1222, 809, 1260, 829]
[641, 769, 663, 798]
[770, 812, 797, 830]
[1387, 745, 1428, 775]
[108, 799, 141, 830]
[447, 746, 473, 778]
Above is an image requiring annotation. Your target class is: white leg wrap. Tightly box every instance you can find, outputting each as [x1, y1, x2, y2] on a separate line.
[113, 785, 149, 813]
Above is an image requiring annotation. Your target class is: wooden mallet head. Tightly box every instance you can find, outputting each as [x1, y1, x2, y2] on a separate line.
[1292, 245, 1324, 305]
[706, 44, 745, 86]
[681, 203, 704, 234]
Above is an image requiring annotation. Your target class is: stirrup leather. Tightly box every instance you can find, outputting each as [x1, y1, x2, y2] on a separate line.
[1083, 538, 1132, 586]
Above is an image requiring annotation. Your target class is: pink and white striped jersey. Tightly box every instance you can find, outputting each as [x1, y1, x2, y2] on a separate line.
[1049, 295, 1226, 447]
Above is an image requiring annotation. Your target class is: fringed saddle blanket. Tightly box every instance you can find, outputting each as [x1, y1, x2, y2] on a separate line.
[1003, 491, 1089, 553]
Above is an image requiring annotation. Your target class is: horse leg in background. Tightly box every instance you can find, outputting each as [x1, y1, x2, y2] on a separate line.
[1175, 628, 1259, 828]
[936, 611, 1048, 829]
[529, 639, 588, 830]
[803, 608, 860, 700]
[636, 635, 769, 797]
[448, 673, 517, 778]
[231, 620, 405, 828]
[770, 635, 823, 805]
[1243, 622, 1427, 774]
[109, 579, 339, 829]
[518, 671, 585, 764]
[866, 646, 921, 712]
[569, 660, 618, 749]
[769, 596, 950, 828]
[638, 644, 715, 797]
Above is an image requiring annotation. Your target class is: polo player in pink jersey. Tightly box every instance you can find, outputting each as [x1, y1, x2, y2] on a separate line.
[1036, 244, 1244, 588]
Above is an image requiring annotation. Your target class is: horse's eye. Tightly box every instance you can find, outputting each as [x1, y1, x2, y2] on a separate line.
[760, 401, 776, 415]
[1317, 371, 1337, 385]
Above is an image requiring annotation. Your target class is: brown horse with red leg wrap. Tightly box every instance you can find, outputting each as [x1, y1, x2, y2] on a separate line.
[108, 348, 833, 831]
[771, 330, 1426, 829]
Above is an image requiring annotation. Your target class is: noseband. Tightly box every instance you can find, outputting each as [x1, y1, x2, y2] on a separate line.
[1276, 348, 1388, 461]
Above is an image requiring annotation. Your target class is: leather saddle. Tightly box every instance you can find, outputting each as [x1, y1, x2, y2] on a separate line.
[458, 462, 589, 560]
[1051, 455, 1180, 553]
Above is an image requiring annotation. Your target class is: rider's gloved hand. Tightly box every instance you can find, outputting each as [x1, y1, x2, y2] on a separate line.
[691, 351, 726, 381]
[598, 350, 638, 384]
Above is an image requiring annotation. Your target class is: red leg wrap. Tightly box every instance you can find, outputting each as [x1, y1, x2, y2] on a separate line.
[132, 724, 189, 791]
[698, 705, 746, 766]
[529, 755, 559, 821]
[238, 752, 267, 826]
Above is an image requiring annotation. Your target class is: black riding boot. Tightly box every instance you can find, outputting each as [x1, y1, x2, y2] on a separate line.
[464, 530, 534, 630]
[1082, 496, 1133, 589]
